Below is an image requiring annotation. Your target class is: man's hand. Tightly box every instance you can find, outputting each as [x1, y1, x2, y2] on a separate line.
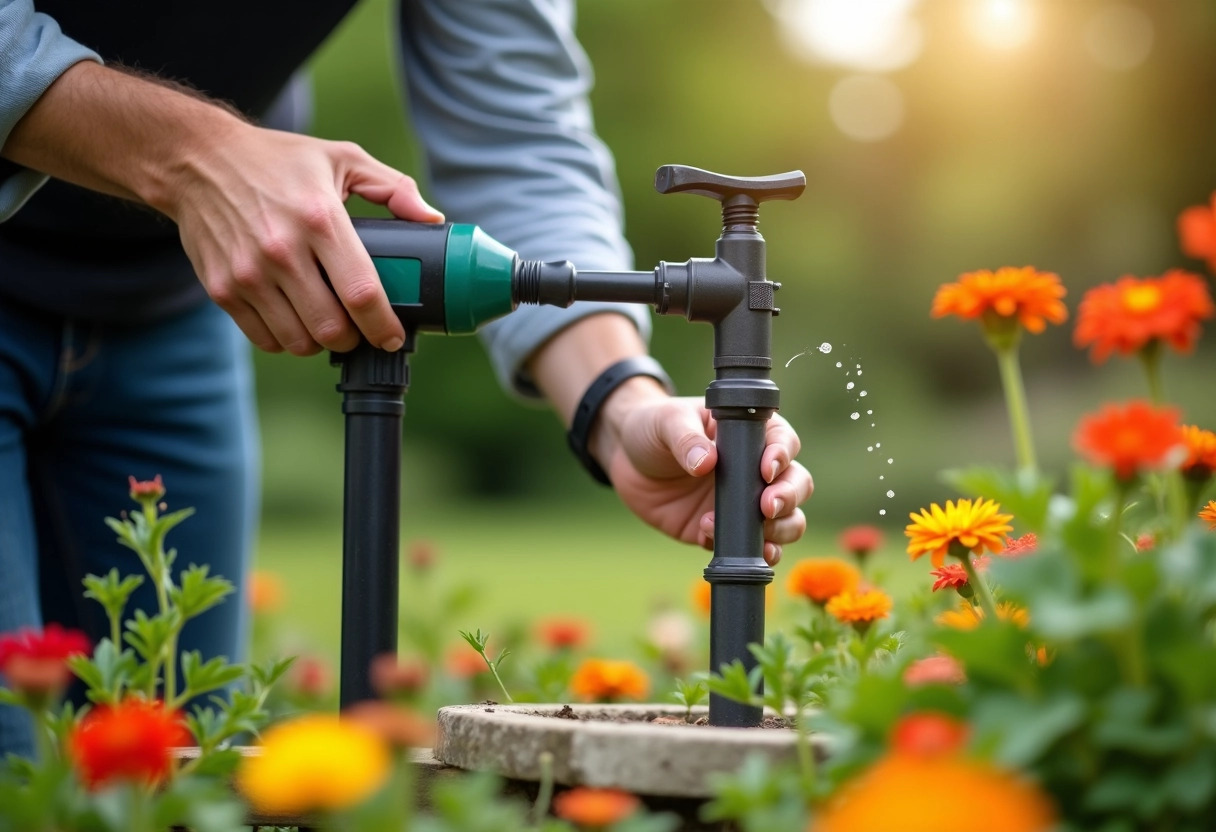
[2, 61, 441, 354]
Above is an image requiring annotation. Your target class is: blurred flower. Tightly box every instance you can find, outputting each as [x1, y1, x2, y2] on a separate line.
[825, 588, 892, 631]
[903, 654, 966, 687]
[930, 558, 987, 594]
[1201, 501, 1216, 530]
[444, 643, 487, 679]
[536, 616, 592, 651]
[248, 569, 284, 615]
[815, 729, 1055, 832]
[1073, 271, 1214, 363]
[838, 524, 885, 559]
[238, 713, 390, 815]
[0, 624, 90, 699]
[891, 712, 969, 756]
[570, 659, 649, 703]
[370, 653, 428, 699]
[931, 266, 1068, 339]
[405, 539, 437, 573]
[127, 474, 165, 503]
[937, 602, 1029, 631]
[646, 610, 694, 658]
[553, 787, 641, 828]
[70, 699, 191, 790]
[1074, 401, 1184, 482]
[691, 579, 712, 616]
[288, 655, 333, 700]
[343, 701, 436, 749]
[1178, 194, 1216, 273]
[1180, 425, 1216, 481]
[905, 498, 1013, 567]
[786, 557, 861, 604]
[1000, 532, 1038, 557]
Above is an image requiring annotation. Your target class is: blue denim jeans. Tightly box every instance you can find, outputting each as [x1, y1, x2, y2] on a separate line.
[0, 299, 259, 757]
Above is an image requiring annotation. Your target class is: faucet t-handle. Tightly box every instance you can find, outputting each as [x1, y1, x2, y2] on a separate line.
[655, 165, 806, 214]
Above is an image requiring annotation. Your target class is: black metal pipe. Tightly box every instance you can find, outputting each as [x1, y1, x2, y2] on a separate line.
[571, 270, 657, 304]
[334, 340, 410, 708]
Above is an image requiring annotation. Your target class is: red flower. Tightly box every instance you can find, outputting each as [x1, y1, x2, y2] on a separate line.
[1073, 271, 1214, 363]
[289, 655, 333, 700]
[1135, 533, 1156, 552]
[444, 643, 487, 680]
[369, 653, 428, 698]
[405, 540, 437, 572]
[70, 699, 192, 789]
[929, 558, 987, 593]
[1178, 194, 1216, 273]
[553, 787, 641, 828]
[0, 624, 90, 698]
[1074, 401, 1184, 481]
[838, 524, 885, 558]
[999, 533, 1038, 557]
[127, 474, 165, 503]
[536, 617, 592, 651]
[891, 713, 970, 757]
[903, 654, 966, 687]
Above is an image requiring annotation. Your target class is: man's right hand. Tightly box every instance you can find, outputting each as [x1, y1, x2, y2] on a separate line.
[1, 61, 441, 355]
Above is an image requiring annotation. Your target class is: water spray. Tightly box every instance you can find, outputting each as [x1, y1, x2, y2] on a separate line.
[334, 165, 805, 727]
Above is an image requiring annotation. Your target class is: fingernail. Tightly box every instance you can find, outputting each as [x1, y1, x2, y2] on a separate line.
[772, 498, 785, 518]
[688, 449, 709, 471]
[771, 545, 783, 565]
[769, 460, 780, 483]
[383, 337, 404, 352]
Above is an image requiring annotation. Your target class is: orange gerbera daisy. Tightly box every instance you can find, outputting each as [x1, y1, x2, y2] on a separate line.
[553, 788, 641, 828]
[69, 699, 192, 790]
[1073, 271, 1214, 363]
[1178, 193, 1216, 273]
[1180, 425, 1216, 480]
[1073, 401, 1184, 482]
[1201, 501, 1216, 530]
[905, 499, 1013, 568]
[569, 659, 649, 703]
[931, 267, 1068, 336]
[825, 588, 893, 630]
[786, 557, 861, 604]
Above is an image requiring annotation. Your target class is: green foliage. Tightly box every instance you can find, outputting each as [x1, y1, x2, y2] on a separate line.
[459, 628, 514, 703]
[701, 755, 808, 832]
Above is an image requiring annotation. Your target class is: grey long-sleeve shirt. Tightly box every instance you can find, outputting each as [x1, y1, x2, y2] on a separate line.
[0, 0, 650, 398]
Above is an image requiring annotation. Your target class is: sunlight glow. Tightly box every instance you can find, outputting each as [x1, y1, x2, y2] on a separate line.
[967, 0, 1036, 51]
[765, 0, 923, 72]
[1083, 3, 1154, 71]
[829, 75, 906, 142]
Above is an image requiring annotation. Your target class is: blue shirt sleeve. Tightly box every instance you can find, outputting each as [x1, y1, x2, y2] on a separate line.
[0, 0, 102, 221]
[395, 0, 652, 399]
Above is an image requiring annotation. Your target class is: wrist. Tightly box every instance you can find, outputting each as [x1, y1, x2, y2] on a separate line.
[587, 375, 670, 473]
[139, 104, 249, 218]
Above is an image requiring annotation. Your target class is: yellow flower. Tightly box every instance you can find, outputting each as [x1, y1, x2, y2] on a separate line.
[1201, 501, 1216, 531]
[238, 714, 391, 815]
[826, 588, 893, 629]
[905, 498, 1013, 568]
[936, 602, 1029, 631]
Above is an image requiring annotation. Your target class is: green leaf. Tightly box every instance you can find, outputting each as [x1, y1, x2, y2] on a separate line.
[706, 660, 762, 708]
[249, 655, 296, 689]
[0, 689, 19, 707]
[933, 622, 1037, 691]
[82, 568, 145, 622]
[179, 652, 245, 701]
[123, 608, 181, 663]
[169, 564, 234, 621]
[940, 465, 1054, 532]
[972, 691, 1086, 767]
[69, 638, 137, 704]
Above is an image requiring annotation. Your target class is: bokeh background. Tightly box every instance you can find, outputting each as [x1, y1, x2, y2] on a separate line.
[252, 0, 1216, 659]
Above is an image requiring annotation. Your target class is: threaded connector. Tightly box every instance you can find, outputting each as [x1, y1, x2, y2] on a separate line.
[513, 259, 577, 308]
[722, 202, 760, 232]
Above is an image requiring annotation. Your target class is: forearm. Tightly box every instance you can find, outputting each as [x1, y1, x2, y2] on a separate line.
[1, 61, 245, 215]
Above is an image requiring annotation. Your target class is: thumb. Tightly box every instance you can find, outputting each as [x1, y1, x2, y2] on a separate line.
[655, 404, 717, 477]
[339, 144, 445, 223]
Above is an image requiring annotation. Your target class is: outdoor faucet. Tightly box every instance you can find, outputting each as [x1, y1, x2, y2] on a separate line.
[332, 164, 806, 727]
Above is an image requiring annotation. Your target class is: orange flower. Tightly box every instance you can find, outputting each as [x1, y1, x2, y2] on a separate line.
[691, 579, 712, 616]
[838, 524, 884, 558]
[891, 713, 969, 756]
[69, 699, 192, 789]
[444, 643, 487, 680]
[1074, 401, 1184, 481]
[905, 499, 1013, 568]
[1000, 532, 1038, 557]
[536, 616, 592, 651]
[815, 738, 1055, 832]
[930, 558, 988, 593]
[1180, 425, 1216, 480]
[786, 558, 861, 604]
[1135, 533, 1157, 552]
[569, 659, 649, 703]
[0, 624, 90, 698]
[936, 602, 1029, 631]
[553, 787, 641, 828]
[127, 474, 166, 503]
[1201, 501, 1216, 530]
[931, 267, 1068, 335]
[1178, 194, 1216, 273]
[369, 653, 428, 699]
[1073, 271, 1214, 363]
[903, 654, 966, 687]
[825, 588, 893, 629]
[248, 569, 284, 614]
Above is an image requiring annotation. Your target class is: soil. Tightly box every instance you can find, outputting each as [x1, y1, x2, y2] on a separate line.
[531, 704, 791, 729]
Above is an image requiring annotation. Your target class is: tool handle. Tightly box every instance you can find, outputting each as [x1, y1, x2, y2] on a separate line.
[654, 165, 805, 205]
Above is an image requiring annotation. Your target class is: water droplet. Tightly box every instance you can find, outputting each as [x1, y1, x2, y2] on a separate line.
[818, 342, 832, 354]
[784, 351, 806, 368]
[856, 370, 863, 376]
[835, 361, 842, 368]
[867, 445, 874, 452]
[886, 490, 895, 498]
[887, 458, 894, 464]
[850, 412, 860, 421]
[870, 423, 875, 427]
[855, 364, 861, 369]
[846, 382, 855, 390]
[879, 509, 887, 516]
[867, 410, 873, 415]
[875, 443, 881, 448]
[859, 391, 868, 399]
[879, 475, 885, 480]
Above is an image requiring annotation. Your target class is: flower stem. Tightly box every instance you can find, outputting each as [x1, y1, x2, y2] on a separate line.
[794, 706, 817, 799]
[532, 751, 555, 823]
[961, 556, 999, 622]
[488, 659, 513, 704]
[1138, 341, 1165, 404]
[994, 346, 1038, 474]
